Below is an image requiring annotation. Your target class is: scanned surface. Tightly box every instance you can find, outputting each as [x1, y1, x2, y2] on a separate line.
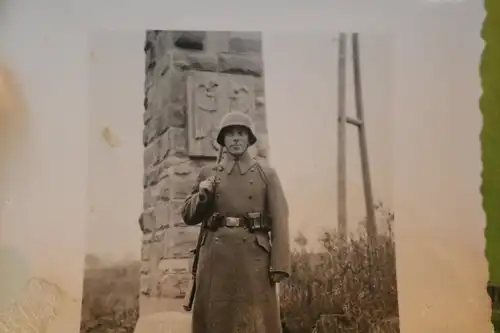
[0, 3, 490, 333]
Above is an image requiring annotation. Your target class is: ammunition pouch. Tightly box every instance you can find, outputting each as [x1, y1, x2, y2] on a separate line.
[206, 212, 271, 232]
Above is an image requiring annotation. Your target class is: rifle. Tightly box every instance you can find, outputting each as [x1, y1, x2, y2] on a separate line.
[182, 146, 224, 312]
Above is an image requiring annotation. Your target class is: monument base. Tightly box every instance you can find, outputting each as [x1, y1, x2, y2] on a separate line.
[134, 297, 192, 333]
[134, 311, 191, 333]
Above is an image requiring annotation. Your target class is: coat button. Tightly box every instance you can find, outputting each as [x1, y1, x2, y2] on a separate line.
[248, 195, 253, 200]
[249, 180, 254, 184]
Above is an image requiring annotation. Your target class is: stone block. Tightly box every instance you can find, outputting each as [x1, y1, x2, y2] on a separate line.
[145, 31, 156, 48]
[143, 185, 158, 209]
[167, 70, 187, 104]
[162, 226, 200, 259]
[143, 229, 166, 245]
[146, 58, 156, 73]
[158, 273, 191, 299]
[172, 31, 206, 50]
[229, 37, 262, 54]
[204, 31, 231, 53]
[134, 311, 192, 333]
[143, 187, 153, 210]
[148, 199, 191, 232]
[142, 232, 152, 244]
[141, 261, 150, 274]
[153, 53, 170, 77]
[177, 273, 191, 296]
[168, 199, 187, 227]
[145, 73, 169, 119]
[144, 166, 160, 188]
[254, 77, 265, 94]
[140, 274, 151, 295]
[218, 53, 263, 76]
[252, 108, 268, 133]
[141, 208, 155, 234]
[171, 50, 218, 72]
[143, 137, 160, 169]
[255, 94, 265, 107]
[158, 275, 182, 298]
[165, 102, 186, 127]
[159, 30, 176, 49]
[167, 165, 197, 201]
[169, 176, 195, 202]
[146, 177, 170, 207]
[144, 156, 189, 188]
[158, 258, 191, 274]
[141, 243, 150, 261]
[171, 159, 196, 176]
[148, 77, 186, 128]
[143, 113, 169, 147]
[143, 107, 151, 126]
[229, 31, 261, 40]
[256, 133, 269, 158]
[151, 230, 166, 244]
[158, 127, 188, 160]
[154, 200, 171, 230]
[143, 84, 156, 125]
[144, 72, 153, 92]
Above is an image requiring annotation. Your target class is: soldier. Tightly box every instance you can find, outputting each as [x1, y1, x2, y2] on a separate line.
[181, 111, 291, 333]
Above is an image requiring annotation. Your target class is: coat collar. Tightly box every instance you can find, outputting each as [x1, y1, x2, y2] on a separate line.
[221, 151, 256, 175]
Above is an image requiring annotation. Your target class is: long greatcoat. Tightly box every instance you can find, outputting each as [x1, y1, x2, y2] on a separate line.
[181, 151, 291, 333]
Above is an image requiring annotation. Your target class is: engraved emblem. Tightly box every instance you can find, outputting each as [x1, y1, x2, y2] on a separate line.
[194, 79, 220, 140]
[187, 73, 257, 158]
[229, 82, 252, 114]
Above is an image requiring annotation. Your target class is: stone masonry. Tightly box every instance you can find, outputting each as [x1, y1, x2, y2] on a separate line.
[141, 31, 269, 310]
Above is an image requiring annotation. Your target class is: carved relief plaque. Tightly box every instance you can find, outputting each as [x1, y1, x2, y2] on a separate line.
[228, 78, 256, 115]
[187, 72, 257, 158]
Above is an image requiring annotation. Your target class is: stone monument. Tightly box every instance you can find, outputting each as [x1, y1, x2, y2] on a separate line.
[137, 31, 269, 330]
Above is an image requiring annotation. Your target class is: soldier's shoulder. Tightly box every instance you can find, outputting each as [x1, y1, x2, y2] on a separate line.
[254, 160, 278, 178]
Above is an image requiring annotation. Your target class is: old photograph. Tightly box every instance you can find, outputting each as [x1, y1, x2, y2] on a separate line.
[81, 30, 398, 333]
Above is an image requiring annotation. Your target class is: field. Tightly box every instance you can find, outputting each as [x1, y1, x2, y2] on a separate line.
[80, 261, 140, 333]
[80, 205, 399, 333]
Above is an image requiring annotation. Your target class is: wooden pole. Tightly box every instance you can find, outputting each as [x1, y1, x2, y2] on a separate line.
[337, 33, 348, 240]
[351, 33, 377, 242]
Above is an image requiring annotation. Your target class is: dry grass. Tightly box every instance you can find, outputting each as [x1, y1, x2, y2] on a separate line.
[280, 204, 399, 333]
[80, 205, 399, 333]
[80, 262, 140, 333]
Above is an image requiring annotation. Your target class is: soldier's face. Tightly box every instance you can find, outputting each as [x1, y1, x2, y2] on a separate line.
[224, 126, 249, 156]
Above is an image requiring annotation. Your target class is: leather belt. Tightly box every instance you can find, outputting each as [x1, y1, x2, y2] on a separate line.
[220, 216, 246, 228]
[206, 213, 271, 232]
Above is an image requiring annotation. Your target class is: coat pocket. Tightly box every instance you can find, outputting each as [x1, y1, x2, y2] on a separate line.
[254, 232, 271, 253]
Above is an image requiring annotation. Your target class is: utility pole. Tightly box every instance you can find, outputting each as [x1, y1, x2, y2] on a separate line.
[336, 33, 377, 242]
[352, 33, 377, 242]
[336, 33, 348, 240]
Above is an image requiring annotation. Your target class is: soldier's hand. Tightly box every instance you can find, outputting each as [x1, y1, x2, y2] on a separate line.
[270, 271, 288, 284]
[199, 177, 215, 194]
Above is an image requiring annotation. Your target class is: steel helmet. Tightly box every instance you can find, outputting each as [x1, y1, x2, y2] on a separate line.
[216, 111, 257, 146]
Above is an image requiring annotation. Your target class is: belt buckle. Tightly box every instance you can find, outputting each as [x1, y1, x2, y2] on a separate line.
[225, 217, 240, 227]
